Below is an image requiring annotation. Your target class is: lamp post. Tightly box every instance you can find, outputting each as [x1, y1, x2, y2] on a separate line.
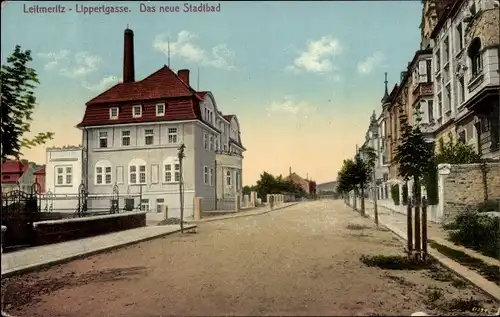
[177, 143, 186, 233]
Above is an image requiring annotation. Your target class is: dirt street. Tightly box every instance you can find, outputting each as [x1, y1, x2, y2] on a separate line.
[2, 200, 498, 316]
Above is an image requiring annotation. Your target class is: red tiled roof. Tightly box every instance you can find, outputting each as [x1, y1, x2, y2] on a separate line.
[77, 66, 209, 128]
[34, 166, 46, 175]
[223, 115, 234, 122]
[86, 66, 197, 105]
[1, 160, 29, 183]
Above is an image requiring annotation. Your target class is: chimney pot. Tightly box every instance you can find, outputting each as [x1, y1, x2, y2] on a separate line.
[123, 28, 135, 83]
[178, 69, 190, 86]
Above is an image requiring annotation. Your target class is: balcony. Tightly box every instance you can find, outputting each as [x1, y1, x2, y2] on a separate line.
[412, 82, 433, 98]
[215, 150, 242, 168]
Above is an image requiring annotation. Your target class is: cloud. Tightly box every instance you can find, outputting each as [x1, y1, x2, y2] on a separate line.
[38, 50, 101, 78]
[357, 51, 385, 75]
[285, 36, 342, 73]
[60, 52, 101, 78]
[37, 50, 70, 70]
[266, 96, 318, 118]
[83, 75, 119, 92]
[153, 31, 236, 70]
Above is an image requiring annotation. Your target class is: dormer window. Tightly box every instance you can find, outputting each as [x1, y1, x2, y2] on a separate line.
[132, 105, 142, 118]
[156, 103, 165, 116]
[110, 107, 119, 120]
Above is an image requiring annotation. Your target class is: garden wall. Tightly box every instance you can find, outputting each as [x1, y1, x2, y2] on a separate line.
[439, 163, 500, 223]
[33, 212, 147, 246]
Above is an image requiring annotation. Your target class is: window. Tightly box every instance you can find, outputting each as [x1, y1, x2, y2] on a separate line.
[164, 164, 172, 182]
[203, 133, 209, 150]
[445, 84, 451, 113]
[168, 128, 178, 143]
[215, 137, 219, 151]
[140, 199, 150, 211]
[156, 103, 165, 116]
[209, 168, 213, 185]
[99, 131, 108, 148]
[174, 164, 180, 182]
[438, 93, 443, 118]
[435, 49, 441, 71]
[145, 129, 154, 145]
[443, 37, 449, 64]
[468, 38, 482, 77]
[116, 166, 124, 184]
[209, 135, 213, 151]
[132, 105, 142, 118]
[109, 107, 119, 120]
[122, 130, 131, 146]
[456, 23, 463, 51]
[139, 165, 146, 183]
[129, 160, 147, 185]
[156, 198, 165, 213]
[129, 166, 137, 184]
[235, 171, 240, 189]
[426, 59, 432, 82]
[458, 76, 465, 104]
[204, 166, 209, 185]
[428, 100, 434, 122]
[95, 161, 112, 185]
[223, 143, 228, 151]
[55, 166, 73, 186]
[163, 158, 180, 183]
[226, 170, 232, 186]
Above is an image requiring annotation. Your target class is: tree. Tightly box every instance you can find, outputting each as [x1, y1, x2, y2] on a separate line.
[393, 111, 434, 200]
[1, 45, 54, 162]
[336, 154, 372, 215]
[435, 132, 481, 164]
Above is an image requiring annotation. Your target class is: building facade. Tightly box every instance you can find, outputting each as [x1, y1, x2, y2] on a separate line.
[76, 28, 245, 219]
[430, 0, 499, 158]
[44, 146, 83, 212]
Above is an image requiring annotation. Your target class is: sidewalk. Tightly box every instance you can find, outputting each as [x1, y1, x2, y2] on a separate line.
[1, 224, 196, 277]
[350, 200, 500, 301]
[186, 201, 300, 223]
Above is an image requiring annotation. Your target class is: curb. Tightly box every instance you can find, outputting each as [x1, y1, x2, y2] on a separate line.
[1, 225, 197, 278]
[186, 202, 300, 224]
[349, 203, 500, 302]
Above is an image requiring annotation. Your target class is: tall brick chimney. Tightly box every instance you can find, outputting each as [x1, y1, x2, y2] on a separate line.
[123, 28, 135, 83]
[178, 69, 190, 86]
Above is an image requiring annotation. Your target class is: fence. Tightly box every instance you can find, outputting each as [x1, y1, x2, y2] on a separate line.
[1, 182, 41, 248]
[39, 183, 143, 218]
[200, 196, 236, 212]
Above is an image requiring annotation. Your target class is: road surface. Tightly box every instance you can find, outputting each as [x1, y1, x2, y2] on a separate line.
[2, 200, 497, 316]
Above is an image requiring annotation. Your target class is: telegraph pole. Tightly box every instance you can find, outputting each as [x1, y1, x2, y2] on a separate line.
[177, 143, 186, 233]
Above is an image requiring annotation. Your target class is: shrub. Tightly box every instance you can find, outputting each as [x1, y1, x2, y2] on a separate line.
[402, 184, 409, 206]
[445, 212, 500, 259]
[390, 185, 400, 205]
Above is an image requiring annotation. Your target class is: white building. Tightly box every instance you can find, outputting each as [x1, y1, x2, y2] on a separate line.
[76, 28, 245, 219]
[44, 146, 83, 213]
[430, 0, 499, 158]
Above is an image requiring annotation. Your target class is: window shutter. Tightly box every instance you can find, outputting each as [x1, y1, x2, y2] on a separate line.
[151, 165, 159, 184]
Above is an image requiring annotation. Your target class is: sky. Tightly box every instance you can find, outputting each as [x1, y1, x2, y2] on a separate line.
[1, 0, 423, 186]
